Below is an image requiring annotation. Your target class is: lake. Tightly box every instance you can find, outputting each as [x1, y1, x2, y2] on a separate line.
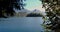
[0, 17, 45, 32]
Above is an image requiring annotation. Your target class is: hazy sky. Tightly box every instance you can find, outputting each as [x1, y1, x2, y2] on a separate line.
[24, 0, 45, 12]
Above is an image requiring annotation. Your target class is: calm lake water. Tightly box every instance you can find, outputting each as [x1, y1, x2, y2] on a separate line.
[0, 17, 44, 32]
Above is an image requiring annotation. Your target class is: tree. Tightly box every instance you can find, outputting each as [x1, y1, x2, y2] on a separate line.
[0, 0, 26, 17]
[40, 0, 60, 31]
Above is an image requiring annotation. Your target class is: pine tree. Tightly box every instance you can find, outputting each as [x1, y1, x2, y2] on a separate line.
[0, 0, 26, 17]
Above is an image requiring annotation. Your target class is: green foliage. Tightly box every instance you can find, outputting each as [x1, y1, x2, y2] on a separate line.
[41, 0, 60, 31]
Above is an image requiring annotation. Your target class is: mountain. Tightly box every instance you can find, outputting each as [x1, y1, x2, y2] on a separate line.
[26, 9, 43, 17]
[31, 9, 42, 14]
[14, 8, 31, 13]
[14, 9, 32, 17]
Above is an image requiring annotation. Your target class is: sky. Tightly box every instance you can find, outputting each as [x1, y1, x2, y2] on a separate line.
[24, 0, 45, 12]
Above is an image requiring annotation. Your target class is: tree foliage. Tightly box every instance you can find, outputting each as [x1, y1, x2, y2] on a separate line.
[40, 0, 60, 31]
[0, 0, 26, 17]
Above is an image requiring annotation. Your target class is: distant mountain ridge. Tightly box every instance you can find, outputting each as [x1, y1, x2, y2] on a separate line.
[14, 9, 31, 13]
[32, 9, 41, 13]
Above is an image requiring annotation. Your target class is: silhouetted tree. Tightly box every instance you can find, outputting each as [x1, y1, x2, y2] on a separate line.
[0, 0, 26, 17]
